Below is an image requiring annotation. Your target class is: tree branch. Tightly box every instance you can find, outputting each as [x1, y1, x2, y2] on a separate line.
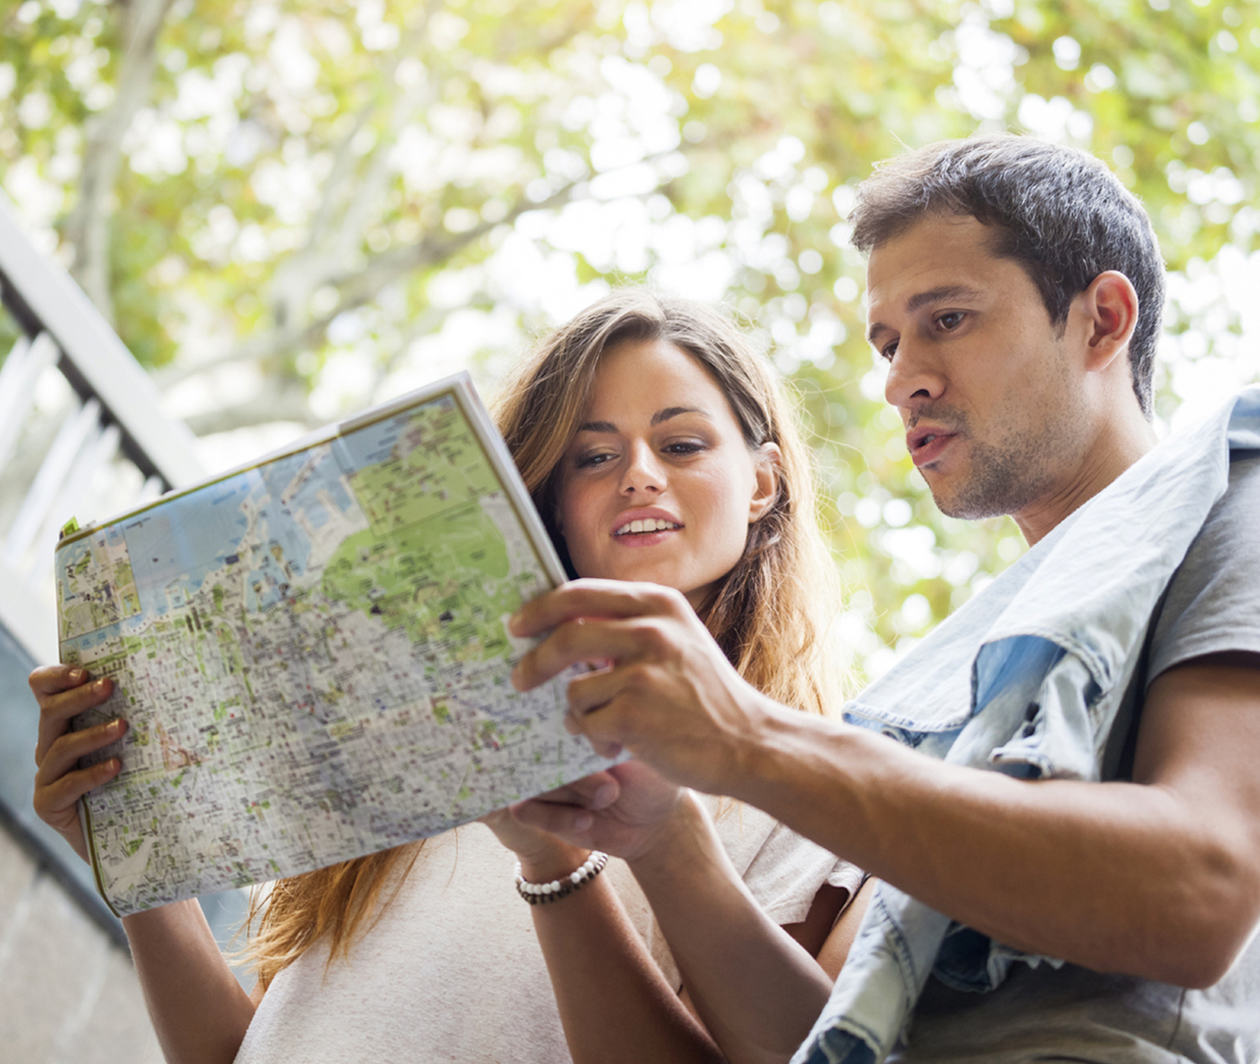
[183, 385, 319, 438]
[63, 0, 176, 322]
[272, 1, 444, 331]
[158, 173, 587, 390]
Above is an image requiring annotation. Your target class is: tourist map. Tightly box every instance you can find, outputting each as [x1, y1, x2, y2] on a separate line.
[56, 375, 609, 916]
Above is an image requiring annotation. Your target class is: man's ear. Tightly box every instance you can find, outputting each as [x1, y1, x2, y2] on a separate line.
[1079, 270, 1139, 373]
[748, 442, 782, 524]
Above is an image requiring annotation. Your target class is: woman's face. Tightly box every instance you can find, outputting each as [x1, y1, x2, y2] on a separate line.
[555, 337, 778, 610]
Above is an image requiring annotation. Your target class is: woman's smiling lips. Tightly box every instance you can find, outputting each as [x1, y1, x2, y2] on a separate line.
[907, 425, 958, 467]
[611, 507, 683, 544]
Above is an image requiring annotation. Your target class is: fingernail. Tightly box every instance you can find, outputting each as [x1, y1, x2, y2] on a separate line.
[592, 783, 616, 809]
[573, 811, 593, 831]
[94, 679, 110, 694]
[69, 668, 86, 684]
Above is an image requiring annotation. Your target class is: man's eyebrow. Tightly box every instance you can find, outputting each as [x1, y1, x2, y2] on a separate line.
[576, 407, 707, 433]
[867, 284, 985, 344]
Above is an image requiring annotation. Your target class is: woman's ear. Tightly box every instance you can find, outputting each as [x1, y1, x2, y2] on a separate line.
[748, 442, 782, 524]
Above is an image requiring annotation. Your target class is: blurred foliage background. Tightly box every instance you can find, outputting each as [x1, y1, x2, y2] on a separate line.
[3, 0, 1258, 681]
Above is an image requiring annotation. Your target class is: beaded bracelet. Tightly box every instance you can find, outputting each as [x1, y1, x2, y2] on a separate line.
[514, 850, 609, 905]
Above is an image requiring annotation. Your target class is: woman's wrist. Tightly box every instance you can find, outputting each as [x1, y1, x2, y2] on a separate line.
[624, 789, 711, 882]
[515, 850, 609, 904]
[516, 839, 595, 883]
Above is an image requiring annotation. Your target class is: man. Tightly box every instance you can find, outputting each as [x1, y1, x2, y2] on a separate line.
[509, 135, 1260, 1062]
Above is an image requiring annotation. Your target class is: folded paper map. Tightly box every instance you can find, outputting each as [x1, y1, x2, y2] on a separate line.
[56, 373, 608, 915]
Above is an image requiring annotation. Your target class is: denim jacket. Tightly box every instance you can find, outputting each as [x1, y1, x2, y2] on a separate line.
[794, 386, 1260, 1064]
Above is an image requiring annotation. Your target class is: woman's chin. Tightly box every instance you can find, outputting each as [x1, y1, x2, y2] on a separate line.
[577, 558, 719, 608]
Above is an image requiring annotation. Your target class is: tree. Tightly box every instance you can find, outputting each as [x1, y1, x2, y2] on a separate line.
[3, 0, 1258, 673]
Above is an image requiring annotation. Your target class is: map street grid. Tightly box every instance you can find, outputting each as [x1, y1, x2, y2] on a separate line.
[56, 375, 611, 916]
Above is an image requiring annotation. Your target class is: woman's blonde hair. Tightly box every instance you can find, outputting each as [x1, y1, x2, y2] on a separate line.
[244, 289, 844, 989]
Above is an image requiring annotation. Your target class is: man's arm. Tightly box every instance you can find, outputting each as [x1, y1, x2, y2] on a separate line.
[736, 652, 1260, 987]
[512, 582, 1260, 987]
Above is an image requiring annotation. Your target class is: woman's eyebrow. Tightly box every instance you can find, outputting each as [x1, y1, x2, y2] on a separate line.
[651, 406, 706, 425]
[576, 407, 707, 433]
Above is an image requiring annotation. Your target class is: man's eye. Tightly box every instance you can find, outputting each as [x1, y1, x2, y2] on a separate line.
[936, 311, 965, 331]
[880, 340, 899, 362]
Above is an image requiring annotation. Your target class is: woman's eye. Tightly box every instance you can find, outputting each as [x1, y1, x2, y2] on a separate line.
[575, 451, 616, 469]
[664, 441, 704, 456]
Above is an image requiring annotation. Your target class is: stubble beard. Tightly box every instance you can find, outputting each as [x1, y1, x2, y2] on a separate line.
[932, 433, 1057, 521]
[922, 407, 1067, 523]
[919, 337, 1082, 522]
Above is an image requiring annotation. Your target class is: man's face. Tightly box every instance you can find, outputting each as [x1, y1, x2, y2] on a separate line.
[865, 213, 1092, 528]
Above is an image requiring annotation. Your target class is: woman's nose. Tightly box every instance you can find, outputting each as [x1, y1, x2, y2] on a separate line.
[620, 442, 665, 494]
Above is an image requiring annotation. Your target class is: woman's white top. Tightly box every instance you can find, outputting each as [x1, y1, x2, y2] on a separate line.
[235, 799, 861, 1063]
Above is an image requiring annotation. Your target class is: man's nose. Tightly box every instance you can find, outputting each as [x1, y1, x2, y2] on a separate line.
[883, 339, 946, 411]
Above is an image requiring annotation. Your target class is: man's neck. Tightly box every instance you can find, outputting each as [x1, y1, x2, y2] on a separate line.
[1015, 412, 1159, 546]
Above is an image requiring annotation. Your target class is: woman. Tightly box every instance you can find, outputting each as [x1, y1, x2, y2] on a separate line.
[31, 290, 863, 1063]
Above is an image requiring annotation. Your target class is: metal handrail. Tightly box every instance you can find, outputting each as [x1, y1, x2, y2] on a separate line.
[0, 193, 204, 663]
[0, 192, 218, 945]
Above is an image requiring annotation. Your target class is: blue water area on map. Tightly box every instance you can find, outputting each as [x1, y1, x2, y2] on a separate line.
[123, 474, 261, 617]
[303, 499, 332, 530]
[65, 407, 421, 639]
[257, 442, 356, 532]
[333, 396, 448, 472]
[71, 619, 125, 651]
[240, 493, 304, 614]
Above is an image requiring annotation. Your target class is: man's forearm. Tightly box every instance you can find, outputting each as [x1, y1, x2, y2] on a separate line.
[510, 584, 1260, 987]
[723, 687, 1259, 986]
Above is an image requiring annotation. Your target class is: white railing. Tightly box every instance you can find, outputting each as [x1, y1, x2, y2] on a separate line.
[0, 194, 203, 663]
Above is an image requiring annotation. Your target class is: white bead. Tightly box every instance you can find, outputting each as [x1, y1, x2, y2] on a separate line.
[514, 850, 608, 903]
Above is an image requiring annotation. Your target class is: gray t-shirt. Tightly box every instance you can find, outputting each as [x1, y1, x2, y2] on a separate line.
[889, 454, 1260, 1064]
